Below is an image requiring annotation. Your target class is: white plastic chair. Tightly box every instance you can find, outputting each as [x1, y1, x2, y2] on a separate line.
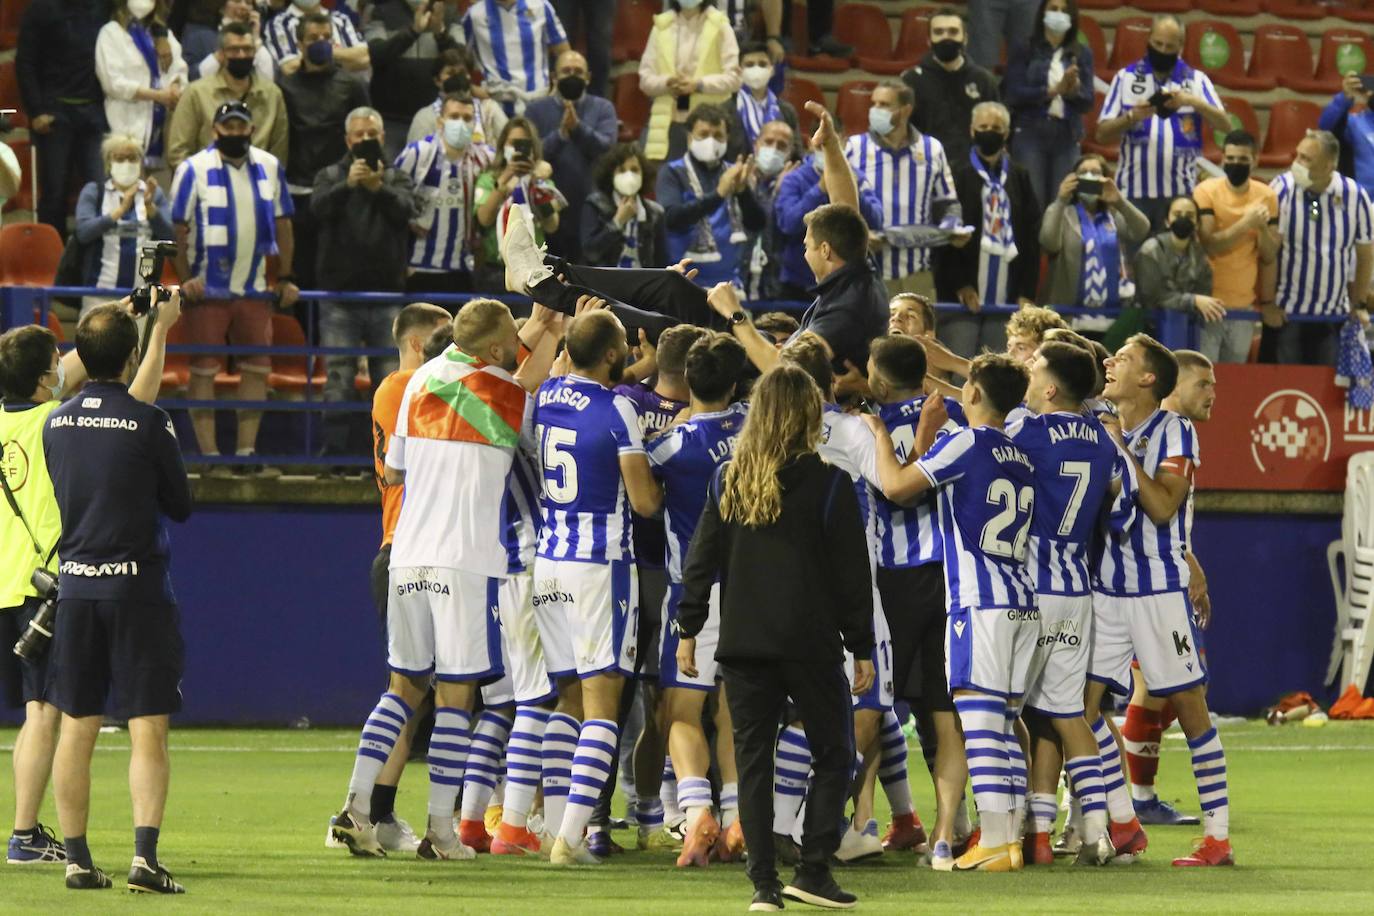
[1327, 451, 1374, 692]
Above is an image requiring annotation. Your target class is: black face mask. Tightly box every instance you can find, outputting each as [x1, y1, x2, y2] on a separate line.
[557, 75, 586, 101]
[216, 133, 251, 159]
[442, 73, 470, 95]
[932, 39, 963, 63]
[1147, 46, 1178, 74]
[351, 137, 384, 169]
[973, 129, 1005, 157]
[1223, 161, 1251, 187]
[225, 56, 254, 80]
[1169, 216, 1195, 240]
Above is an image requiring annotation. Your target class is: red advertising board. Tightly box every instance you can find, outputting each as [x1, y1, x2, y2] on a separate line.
[1198, 364, 1371, 492]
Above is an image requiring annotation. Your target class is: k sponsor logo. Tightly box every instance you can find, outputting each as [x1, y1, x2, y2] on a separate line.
[1172, 629, 1192, 657]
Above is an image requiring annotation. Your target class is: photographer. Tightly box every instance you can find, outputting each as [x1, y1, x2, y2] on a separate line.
[1, 294, 178, 868]
[42, 298, 191, 893]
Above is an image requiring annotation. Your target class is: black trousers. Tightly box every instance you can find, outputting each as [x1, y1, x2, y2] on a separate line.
[536, 263, 726, 341]
[722, 658, 853, 889]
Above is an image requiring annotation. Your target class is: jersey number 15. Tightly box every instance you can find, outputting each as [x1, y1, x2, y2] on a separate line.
[537, 425, 578, 504]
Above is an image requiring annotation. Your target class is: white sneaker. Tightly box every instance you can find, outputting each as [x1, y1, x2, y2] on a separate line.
[930, 840, 955, 872]
[324, 815, 345, 849]
[835, 819, 883, 863]
[376, 817, 421, 854]
[416, 831, 476, 861]
[500, 204, 553, 295]
[549, 836, 602, 866]
[330, 809, 384, 858]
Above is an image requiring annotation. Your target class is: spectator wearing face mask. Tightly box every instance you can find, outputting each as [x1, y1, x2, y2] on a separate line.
[1134, 196, 1217, 322]
[406, 50, 508, 149]
[526, 50, 618, 264]
[934, 102, 1040, 359]
[724, 42, 797, 162]
[366, 0, 467, 161]
[741, 120, 797, 300]
[191, 0, 275, 83]
[639, 0, 743, 163]
[96, 0, 188, 184]
[280, 11, 372, 291]
[900, 7, 1000, 168]
[1002, 0, 1094, 214]
[657, 103, 766, 288]
[473, 117, 566, 292]
[74, 134, 175, 318]
[583, 143, 668, 269]
[1039, 153, 1150, 308]
[167, 22, 289, 171]
[394, 93, 495, 294]
[266, 0, 370, 77]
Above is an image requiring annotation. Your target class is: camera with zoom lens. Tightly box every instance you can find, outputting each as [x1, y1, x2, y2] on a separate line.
[130, 241, 179, 316]
[13, 567, 58, 662]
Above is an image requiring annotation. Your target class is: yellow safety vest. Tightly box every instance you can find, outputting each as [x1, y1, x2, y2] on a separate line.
[0, 401, 61, 607]
[644, 8, 731, 161]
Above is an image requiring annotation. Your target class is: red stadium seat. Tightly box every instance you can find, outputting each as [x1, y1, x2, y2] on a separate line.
[0, 222, 61, 287]
[893, 9, 932, 63]
[1076, 16, 1109, 81]
[835, 79, 877, 137]
[787, 1, 849, 72]
[268, 313, 311, 396]
[1135, 0, 1191, 12]
[1259, 99, 1322, 168]
[611, 0, 656, 65]
[611, 73, 650, 144]
[1250, 25, 1321, 93]
[1186, 21, 1275, 91]
[0, 0, 30, 49]
[1197, 0, 1263, 15]
[0, 59, 26, 128]
[1201, 96, 1262, 162]
[1082, 92, 1119, 162]
[1308, 28, 1374, 94]
[1261, 0, 1328, 19]
[1077, 0, 1117, 10]
[1107, 17, 1152, 75]
[781, 76, 826, 137]
[838, 3, 911, 75]
[31, 308, 63, 341]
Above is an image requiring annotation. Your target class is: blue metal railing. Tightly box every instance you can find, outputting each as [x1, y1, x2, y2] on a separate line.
[0, 283, 1346, 467]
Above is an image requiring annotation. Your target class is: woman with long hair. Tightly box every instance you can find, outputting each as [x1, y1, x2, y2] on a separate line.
[675, 364, 874, 912]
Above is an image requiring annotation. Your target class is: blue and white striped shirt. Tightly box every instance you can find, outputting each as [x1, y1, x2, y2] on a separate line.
[264, 6, 363, 65]
[844, 130, 958, 278]
[533, 374, 645, 564]
[1096, 409, 1196, 597]
[646, 403, 747, 582]
[501, 439, 542, 575]
[873, 395, 966, 569]
[1099, 60, 1222, 200]
[394, 137, 494, 273]
[1272, 171, 1374, 317]
[916, 426, 1037, 614]
[462, 0, 567, 106]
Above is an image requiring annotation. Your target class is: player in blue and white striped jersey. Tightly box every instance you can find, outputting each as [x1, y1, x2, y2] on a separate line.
[646, 333, 749, 867]
[1093, 333, 1234, 867]
[395, 96, 496, 289]
[1094, 16, 1230, 226]
[1008, 342, 1135, 867]
[780, 333, 912, 863]
[864, 334, 968, 857]
[462, 0, 570, 116]
[1269, 131, 1374, 364]
[862, 353, 1036, 872]
[529, 310, 663, 866]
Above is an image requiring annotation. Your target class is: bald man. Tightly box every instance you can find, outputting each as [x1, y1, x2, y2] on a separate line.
[526, 50, 619, 263]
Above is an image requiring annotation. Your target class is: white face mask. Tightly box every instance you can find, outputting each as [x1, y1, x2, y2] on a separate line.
[869, 107, 895, 136]
[46, 360, 66, 400]
[613, 169, 642, 197]
[1043, 10, 1072, 35]
[755, 144, 787, 177]
[689, 135, 725, 166]
[442, 118, 472, 149]
[128, 0, 156, 20]
[742, 64, 773, 92]
[110, 160, 141, 189]
[677, 0, 703, 9]
[1291, 160, 1312, 190]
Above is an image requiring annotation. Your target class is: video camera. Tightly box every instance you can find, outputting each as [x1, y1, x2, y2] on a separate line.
[131, 241, 179, 317]
[12, 568, 58, 662]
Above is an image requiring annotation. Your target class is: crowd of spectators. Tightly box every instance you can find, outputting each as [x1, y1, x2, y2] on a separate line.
[2, 0, 1371, 461]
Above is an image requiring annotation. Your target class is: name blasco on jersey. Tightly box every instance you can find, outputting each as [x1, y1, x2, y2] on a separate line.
[538, 386, 593, 411]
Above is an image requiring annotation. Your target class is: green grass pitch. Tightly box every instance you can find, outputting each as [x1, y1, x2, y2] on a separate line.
[3, 721, 1373, 914]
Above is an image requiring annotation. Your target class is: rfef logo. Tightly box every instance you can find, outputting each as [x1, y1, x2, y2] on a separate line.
[1249, 389, 1330, 473]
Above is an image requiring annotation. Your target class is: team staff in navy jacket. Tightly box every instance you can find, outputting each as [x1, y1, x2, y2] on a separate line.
[42, 299, 192, 894]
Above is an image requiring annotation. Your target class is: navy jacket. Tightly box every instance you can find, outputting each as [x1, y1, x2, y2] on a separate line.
[1003, 37, 1095, 141]
[526, 93, 618, 262]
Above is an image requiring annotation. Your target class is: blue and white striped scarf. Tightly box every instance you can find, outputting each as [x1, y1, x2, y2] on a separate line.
[1077, 202, 1122, 308]
[970, 149, 1017, 305]
[129, 23, 165, 161]
[615, 193, 645, 269]
[736, 89, 781, 147]
[181, 147, 279, 292]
